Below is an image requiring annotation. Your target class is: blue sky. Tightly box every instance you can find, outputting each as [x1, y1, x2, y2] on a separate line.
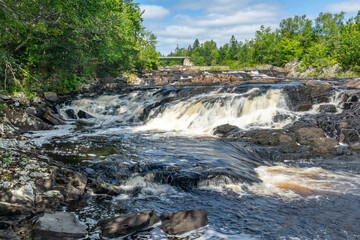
[136, 0, 360, 55]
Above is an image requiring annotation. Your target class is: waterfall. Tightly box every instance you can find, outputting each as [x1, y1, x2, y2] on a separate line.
[137, 88, 294, 135]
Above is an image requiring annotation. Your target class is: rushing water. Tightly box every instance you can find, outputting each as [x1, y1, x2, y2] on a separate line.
[27, 83, 360, 239]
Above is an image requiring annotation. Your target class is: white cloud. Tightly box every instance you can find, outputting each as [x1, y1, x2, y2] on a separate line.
[141, 1, 281, 54]
[326, 0, 360, 13]
[140, 5, 170, 20]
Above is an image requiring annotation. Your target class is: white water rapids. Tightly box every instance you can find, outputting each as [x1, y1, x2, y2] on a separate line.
[61, 87, 295, 136]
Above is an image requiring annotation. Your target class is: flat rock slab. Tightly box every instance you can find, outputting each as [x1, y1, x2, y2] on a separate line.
[160, 209, 208, 235]
[34, 212, 87, 240]
[99, 210, 160, 238]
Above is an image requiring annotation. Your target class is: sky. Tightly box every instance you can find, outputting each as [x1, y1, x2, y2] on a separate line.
[136, 0, 360, 55]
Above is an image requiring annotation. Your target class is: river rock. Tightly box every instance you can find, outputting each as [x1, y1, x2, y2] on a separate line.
[43, 111, 66, 125]
[94, 180, 122, 195]
[34, 212, 87, 240]
[77, 110, 95, 119]
[64, 109, 77, 119]
[0, 202, 26, 216]
[159, 209, 208, 235]
[319, 104, 337, 113]
[54, 168, 87, 201]
[0, 230, 20, 240]
[35, 190, 64, 212]
[295, 127, 325, 145]
[284, 80, 334, 111]
[311, 137, 338, 154]
[213, 124, 240, 137]
[44, 92, 59, 102]
[99, 210, 160, 238]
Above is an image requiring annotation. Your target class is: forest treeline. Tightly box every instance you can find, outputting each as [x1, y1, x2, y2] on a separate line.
[0, 0, 160, 95]
[169, 11, 360, 74]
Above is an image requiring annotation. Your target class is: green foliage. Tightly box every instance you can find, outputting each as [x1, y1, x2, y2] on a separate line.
[167, 11, 360, 74]
[0, 0, 159, 95]
[0, 104, 7, 109]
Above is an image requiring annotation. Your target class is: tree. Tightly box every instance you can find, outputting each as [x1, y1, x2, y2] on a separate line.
[0, 0, 154, 94]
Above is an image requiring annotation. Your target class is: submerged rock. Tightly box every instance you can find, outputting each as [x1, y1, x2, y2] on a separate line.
[34, 212, 87, 240]
[160, 209, 208, 235]
[99, 210, 160, 238]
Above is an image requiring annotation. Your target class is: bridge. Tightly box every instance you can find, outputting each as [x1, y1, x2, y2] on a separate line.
[158, 56, 194, 66]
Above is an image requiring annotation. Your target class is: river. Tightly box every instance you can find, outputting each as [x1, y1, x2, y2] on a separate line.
[26, 81, 360, 239]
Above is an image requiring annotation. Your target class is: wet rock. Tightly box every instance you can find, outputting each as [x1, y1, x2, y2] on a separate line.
[319, 104, 337, 113]
[284, 80, 334, 111]
[43, 111, 66, 125]
[213, 124, 240, 137]
[99, 210, 160, 238]
[77, 110, 94, 119]
[94, 180, 122, 196]
[160, 209, 208, 235]
[295, 127, 325, 145]
[340, 129, 360, 143]
[64, 109, 77, 119]
[0, 229, 20, 240]
[241, 130, 295, 147]
[55, 168, 87, 201]
[0, 202, 26, 216]
[44, 92, 59, 102]
[350, 142, 360, 151]
[34, 212, 87, 240]
[312, 137, 338, 154]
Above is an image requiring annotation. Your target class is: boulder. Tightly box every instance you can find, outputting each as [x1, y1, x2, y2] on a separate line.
[213, 124, 240, 137]
[340, 129, 360, 143]
[94, 180, 122, 196]
[64, 109, 77, 120]
[77, 110, 95, 119]
[160, 209, 208, 235]
[35, 190, 64, 212]
[34, 212, 87, 240]
[44, 92, 59, 102]
[295, 127, 325, 145]
[319, 104, 337, 113]
[54, 168, 87, 202]
[43, 111, 66, 125]
[0, 230, 20, 240]
[311, 137, 338, 154]
[25, 107, 38, 116]
[0, 202, 26, 216]
[99, 210, 160, 238]
[284, 80, 334, 111]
